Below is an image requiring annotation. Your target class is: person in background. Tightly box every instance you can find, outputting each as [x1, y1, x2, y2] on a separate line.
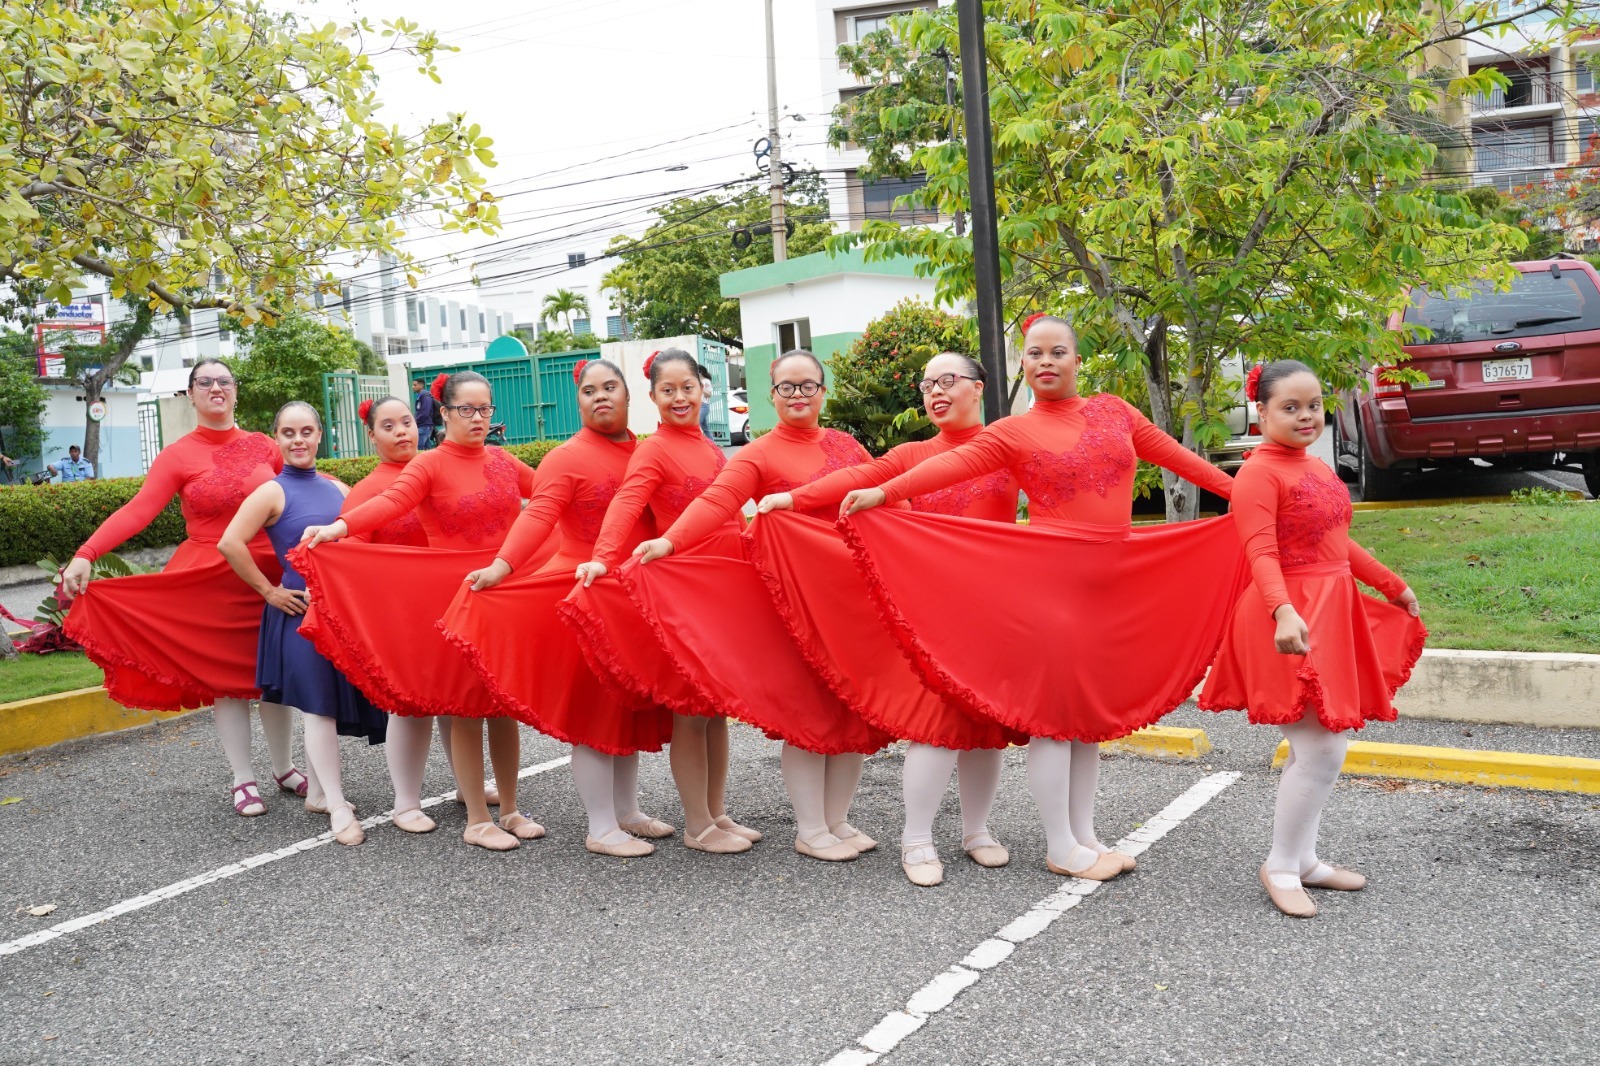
[697, 363, 714, 435]
[49, 444, 94, 482]
[412, 377, 438, 450]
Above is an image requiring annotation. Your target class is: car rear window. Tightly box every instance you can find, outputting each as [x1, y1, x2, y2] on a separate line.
[1401, 267, 1600, 343]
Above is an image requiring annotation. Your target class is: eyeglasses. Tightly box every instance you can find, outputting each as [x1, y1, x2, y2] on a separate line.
[443, 404, 496, 419]
[772, 381, 823, 398]
[917, 374, 978, 394]
[193, 377, 235, 390]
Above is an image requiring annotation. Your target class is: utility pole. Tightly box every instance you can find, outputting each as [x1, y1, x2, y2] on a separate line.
[764, 0, 787, 262]
[936, 48, 966, 238]
[958, 0, 1005, 420]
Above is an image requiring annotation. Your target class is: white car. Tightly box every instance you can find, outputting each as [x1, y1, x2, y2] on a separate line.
[1205, 352, 1261, 472]
[728, 389, 750, 445]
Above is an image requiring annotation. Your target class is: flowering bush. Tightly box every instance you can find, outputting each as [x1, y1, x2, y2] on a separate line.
[822, 299, 971, 456]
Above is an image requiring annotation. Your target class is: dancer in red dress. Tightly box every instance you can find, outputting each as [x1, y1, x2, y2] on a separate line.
[296, 372, 545, 851]
[756, 352, 1024, 886]
[62, 359, 307, 817]
[441, 359, 676, 858]
[568, 349, 759, 855]
[632, 350, 892, 863]
[841, 316, 1245, 880]
[1198, 360, 1424, 917]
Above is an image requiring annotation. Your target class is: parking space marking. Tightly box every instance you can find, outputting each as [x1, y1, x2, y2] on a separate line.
[0, 755, 573, 959]
[822, 771, 1242, 1066]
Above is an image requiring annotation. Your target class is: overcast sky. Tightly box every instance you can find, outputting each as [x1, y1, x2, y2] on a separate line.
[289, 0, 840, 299]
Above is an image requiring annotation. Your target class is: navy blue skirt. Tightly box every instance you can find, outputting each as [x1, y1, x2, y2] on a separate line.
[257, 605, 388, 744]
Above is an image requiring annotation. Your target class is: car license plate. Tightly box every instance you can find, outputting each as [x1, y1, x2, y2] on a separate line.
[1481, 357, 1533, 383]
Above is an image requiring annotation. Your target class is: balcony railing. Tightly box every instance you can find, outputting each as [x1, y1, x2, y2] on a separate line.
[1472, 74, 1557, 114]
[1475, 138, 1553, 171]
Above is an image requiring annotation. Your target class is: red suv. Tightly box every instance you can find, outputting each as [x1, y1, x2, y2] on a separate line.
[1334, 255, 1600, 500]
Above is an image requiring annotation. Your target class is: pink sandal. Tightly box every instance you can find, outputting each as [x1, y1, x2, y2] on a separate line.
[274, 767, 309, 797]
[232, 781, 266, 817]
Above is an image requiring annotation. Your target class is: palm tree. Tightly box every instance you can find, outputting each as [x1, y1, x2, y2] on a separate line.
[540, 289, 589, 332]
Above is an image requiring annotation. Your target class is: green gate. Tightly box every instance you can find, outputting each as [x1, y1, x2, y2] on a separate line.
[697, 338, 731, 446]
[406, 346, 594, 444]
[321, 371, 394, 459]
[533, 351, 588, 440]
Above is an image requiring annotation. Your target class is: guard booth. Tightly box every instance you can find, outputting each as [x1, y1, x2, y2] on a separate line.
[409, 337, 594, 444]
[320, 371, 394, 458]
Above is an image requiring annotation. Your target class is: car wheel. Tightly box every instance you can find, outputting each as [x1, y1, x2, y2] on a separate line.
[1357, 421, 1403, 502]
[730, 430, 747, 446]
[1330, 416, 1357, 483]
[1584, 452, 1600, 500]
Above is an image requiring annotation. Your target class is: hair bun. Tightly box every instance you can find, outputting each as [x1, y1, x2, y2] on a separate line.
[642, 350, 659, 380]
[572, 359, 589, 386]
[357, 399, 373, 422]
[1244, 364, 1264, 402]
[430, 373, 448, 402]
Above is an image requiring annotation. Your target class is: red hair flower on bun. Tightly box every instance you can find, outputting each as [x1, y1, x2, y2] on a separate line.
[357, 399, 373, 422]
[642, 350, 660, 379]
[572, 359, 590, 386]
[1244, 364, 1264, 402]
[1021, 312, 1049, 334]
[430, 373, 448, 402]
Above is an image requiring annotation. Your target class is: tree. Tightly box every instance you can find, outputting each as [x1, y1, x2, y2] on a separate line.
[831, 1, 1580, 519]
[0, 0, 499, 467]
[0, 329, 47, 468]
[1505, 133, 1600, 254]
[823, 299, 971, 455]
[529, 328, 601, 354]
[233, 314, 370, 432]
[601, 177, 835, 347]
[540, 289, 590, 332]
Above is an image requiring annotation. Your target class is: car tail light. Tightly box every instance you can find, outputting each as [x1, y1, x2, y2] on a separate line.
[731, 404, 748, 414]
[1372, 366, 1406, 397]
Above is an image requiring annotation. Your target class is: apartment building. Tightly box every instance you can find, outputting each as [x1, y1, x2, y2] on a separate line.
[473, 246, 634, 342]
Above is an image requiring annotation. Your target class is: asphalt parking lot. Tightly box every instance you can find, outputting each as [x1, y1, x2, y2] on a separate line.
[1, 705, 1594, 1065]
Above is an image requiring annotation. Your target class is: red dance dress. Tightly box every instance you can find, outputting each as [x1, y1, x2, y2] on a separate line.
[557, 421, 740, 717]
[437, 428, 673, 755]
[64, 426, 282, 711]
[840, 393, 1249, 743]
[290, 440, 537, 719]
[750, 426, 1028, 750]
[1199, 441, 1426, 731]
[622, 423, 892, 756]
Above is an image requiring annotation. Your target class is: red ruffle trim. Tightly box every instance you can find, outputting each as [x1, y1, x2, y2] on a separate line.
[554, 592, 710, 719]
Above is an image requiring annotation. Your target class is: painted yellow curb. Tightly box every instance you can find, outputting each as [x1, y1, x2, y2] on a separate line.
[0, 687, 191, 758]
[1105, 726, 1213, 761]
[1272, 738, 1600, 795]
[1350, 492, 1586, 512]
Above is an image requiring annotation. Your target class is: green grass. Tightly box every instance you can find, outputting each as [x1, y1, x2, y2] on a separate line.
[0, 652, 105, 704]
[1352, 499, 1600, 654]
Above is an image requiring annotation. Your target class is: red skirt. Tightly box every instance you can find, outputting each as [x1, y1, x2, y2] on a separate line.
[291, 541, 506, 719]
[438, 547, 673, 756]
[559, 571, 716, 719]
[64, 538, 281, 712]
[748, 512, 1024, 751]
[839, 509, 1251, 743]
[1199, 560, 1427, 732]
[609, 532, 891, 756]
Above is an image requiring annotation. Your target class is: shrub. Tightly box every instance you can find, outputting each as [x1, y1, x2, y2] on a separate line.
[822, 299, 970, 456]
[0, 439, 570, 566]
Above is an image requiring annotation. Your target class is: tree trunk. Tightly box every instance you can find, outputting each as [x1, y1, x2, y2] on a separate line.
[1139, 319, 1202, 523]
[80, 374, 104, 470]
[79, 304, 154, 471]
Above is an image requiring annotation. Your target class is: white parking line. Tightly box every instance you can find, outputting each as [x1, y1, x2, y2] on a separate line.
[0, 755, 572, 959]
[822, 771, 1242, 1066]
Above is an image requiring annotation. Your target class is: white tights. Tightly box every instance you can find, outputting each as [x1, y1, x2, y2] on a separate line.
[300, 714, 345, 811]
[213, 698, 295, 788]
[1026, 737, 1110, 872]
[1266, 717, 1351, 888]
[900, 744, 1004, 851]
[570, 746, 645, 841]
[385, 715, 434, 814]
[779, 744, 865, 843]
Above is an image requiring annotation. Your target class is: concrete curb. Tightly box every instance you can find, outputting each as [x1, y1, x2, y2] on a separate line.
[1104, 727, 1212, 761]
[1272, 738, 1600, 795]
[0, 544, 178, 589]
[1399, 649, 1600, 730]
[1350, 493, 1588, 511]
[0, 687, 193, 758]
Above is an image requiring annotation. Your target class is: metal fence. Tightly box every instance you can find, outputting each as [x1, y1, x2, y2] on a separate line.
[137, 399, 162, 472]
[320, 371, 395, 459]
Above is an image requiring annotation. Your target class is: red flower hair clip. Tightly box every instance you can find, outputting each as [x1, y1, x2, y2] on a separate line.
[1021, 312, 1049, 334]
[430, 373, 448, 402]
[1244, 364, 1264, 402]
[572, 359, 590, 386]
[357, 399, 373, 422]
[642, 350, 660, 379]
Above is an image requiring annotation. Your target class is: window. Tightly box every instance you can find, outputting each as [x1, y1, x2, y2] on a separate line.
[418, 301, 427, 325]
[406, 297, 418, 332]
[573, 317, 591, 336]
[341, 284, 352, 308]
[836, 3, 931, 48]
[478, 311, 486, 333]
[1473, 124, 1551, 171]
[1580, 117, 1597, 156]
[606, 314, 630, 340]
[850, 13, 896, 40]
[1403, 269, 1600, 344]
[775, 318, 812, 353]
[568, 252, 587, 270]
[459, 308, 467, 331]
[537, 321, 548, 336]
[859, 173, 939, 224]
[382, 295, 396, 331]
[140, 355, 154, 371]
[1578, 64, 1595, 93]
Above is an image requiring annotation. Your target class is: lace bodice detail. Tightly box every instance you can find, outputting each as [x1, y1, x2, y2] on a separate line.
[432, 448, 523, 545]
[657, 438, 727, 522]
[186, 434, 279, 521]
[771, 429, 870, 520]
[1015, 394, 1135, 509]
[912, 470, 1015, 517]
[571, 477, 621, 545]
[373, 510, 426, 546]
[1277, 470, 1353, 567]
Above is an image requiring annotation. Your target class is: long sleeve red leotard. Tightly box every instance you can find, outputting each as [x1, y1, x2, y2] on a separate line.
[492, 428, 649, 573]
[75, 425, 282, 560]
[1199, 440, 1424, 731]
[661, 422, 870, 551]
[875, 394, 1231, 525]
[590, 421, 735, 567]
[341, 460, 428, 547]
[337, 438, 534, 551]
[789, 423, 1020, 521]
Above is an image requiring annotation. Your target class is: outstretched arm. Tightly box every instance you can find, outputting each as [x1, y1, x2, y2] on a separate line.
[1128, 406, 1233, 500]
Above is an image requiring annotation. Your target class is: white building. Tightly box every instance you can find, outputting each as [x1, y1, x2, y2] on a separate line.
[473, 245, 633, 342]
